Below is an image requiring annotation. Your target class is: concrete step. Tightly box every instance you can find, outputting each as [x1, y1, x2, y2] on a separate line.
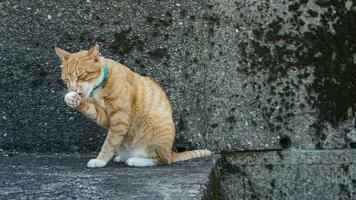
[219, 149, 356, 200]
[0, 152, 218, 200]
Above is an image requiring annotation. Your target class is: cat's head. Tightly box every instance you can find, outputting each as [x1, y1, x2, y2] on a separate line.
[55, 44, 103, 99]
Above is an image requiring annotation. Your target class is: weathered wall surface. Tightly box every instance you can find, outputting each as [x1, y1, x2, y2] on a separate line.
[220, 150, 356, 199]
[210, 0, 356, 199]
[203, 0, 356, 151]
[0, 0, 207, 152]
[1, 0, 354, 152]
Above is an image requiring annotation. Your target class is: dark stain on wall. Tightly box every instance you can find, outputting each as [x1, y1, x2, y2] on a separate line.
[240, 0, 355, 139]
[109, 28, 144, 56]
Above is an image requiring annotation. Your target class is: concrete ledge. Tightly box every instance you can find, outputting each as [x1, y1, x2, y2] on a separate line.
[219, 150, 356, 199]
[0, 152, 217, 200]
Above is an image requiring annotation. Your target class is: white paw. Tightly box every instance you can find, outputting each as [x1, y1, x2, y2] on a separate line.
[125, 158, 156, 167]
[64, 92, 81, 108]
[87, 159, 106, 168]
[113, 156, 122, 163]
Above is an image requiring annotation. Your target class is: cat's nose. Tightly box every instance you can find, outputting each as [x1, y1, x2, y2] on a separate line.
[69, 82, 77, 91]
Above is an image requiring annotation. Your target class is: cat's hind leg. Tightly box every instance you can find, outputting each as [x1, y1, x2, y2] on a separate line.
[113, 149, 124, 163]
[148, 126, 175, 165]
[113, 148, 135, 163]
[153, 145, 172, 165]
[128, 144, 171, 167]
[113, 155, 123, 163]
[125, 157, 157, 167]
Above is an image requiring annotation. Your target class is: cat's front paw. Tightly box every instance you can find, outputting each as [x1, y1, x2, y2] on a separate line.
[64, 92, 81, 108]
[87, 159, 107, 168]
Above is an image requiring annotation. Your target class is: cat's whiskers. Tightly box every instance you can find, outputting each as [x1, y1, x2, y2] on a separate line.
[59, 89, 70, 100]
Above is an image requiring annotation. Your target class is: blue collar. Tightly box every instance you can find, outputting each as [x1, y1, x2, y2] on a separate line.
[89, 63, 108, 97]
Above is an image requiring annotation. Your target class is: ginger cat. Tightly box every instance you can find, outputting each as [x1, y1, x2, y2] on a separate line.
[55, 44, 211, 167]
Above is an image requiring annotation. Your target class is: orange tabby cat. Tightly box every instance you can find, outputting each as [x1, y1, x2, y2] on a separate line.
[55, 44, 211, 167]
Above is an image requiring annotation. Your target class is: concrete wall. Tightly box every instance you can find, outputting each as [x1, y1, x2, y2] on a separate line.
[2, 0, 354, 152]
[1, 0, 208, 152]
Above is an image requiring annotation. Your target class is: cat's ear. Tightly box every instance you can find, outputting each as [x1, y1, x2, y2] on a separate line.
[87, 44, 100, 61]
[54, 46, 70, 62]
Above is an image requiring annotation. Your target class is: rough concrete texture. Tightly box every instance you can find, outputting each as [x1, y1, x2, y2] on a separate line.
[201, 0, 356, 151]
[0, 0, 208, 152]
[219, 150, 356, 200]
[0, 0, 355, 152]
[0, 152, 217, 200]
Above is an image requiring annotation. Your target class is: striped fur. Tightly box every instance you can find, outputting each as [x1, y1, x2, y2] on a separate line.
[55, 44, 211, 167]
[172, 150, 212, 162]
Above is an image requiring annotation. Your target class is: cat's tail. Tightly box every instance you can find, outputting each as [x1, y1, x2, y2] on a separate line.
[171, 149, 212, 163]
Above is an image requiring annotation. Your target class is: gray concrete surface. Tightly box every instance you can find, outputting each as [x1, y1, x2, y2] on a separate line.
[202, 0, 356, 151]
[0, 152, 217, 200]
[0, 0, 207, 153]
[219, 150, 356, 200]
[1, 0, 355, 153]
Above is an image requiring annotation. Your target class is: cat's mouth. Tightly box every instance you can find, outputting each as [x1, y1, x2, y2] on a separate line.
[78, 91, 88, 98]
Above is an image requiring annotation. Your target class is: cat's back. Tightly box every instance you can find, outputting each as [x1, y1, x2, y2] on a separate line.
[129, 72, 172, 117]
[108, 60, 172, 117]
